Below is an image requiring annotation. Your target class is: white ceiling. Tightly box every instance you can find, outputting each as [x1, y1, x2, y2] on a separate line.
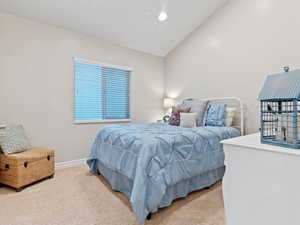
[0, 0, 226, 56]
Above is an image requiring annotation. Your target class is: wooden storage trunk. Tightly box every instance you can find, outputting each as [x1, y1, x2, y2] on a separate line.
[0, 147, 55, 191]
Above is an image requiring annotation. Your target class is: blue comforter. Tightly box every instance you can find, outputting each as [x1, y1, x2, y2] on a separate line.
[87, 123, 240, 223]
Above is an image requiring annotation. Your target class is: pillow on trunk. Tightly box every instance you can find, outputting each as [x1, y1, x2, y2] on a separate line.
[0, 125, 32, 155]
[169, 107, 191, 126]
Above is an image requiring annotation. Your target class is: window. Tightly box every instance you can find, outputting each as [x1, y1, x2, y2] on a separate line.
[74, 59, 131, 123]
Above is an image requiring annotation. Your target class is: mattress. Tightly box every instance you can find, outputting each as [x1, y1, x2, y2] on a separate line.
[87, 123, 240, 223]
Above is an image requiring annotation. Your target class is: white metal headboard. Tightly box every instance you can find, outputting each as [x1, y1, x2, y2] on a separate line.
[178, 97, 244, 135]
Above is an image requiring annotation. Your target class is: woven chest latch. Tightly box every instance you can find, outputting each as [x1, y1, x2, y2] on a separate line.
[0, 164, 10, 171]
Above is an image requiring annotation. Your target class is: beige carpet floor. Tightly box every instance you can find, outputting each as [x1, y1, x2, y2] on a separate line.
[0, 165, 225, 225]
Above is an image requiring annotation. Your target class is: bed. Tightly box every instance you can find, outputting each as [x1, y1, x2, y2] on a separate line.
[87, 97, 244, 223]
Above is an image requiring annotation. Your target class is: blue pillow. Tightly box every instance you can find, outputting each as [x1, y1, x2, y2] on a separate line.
[205, 104, 226, 126]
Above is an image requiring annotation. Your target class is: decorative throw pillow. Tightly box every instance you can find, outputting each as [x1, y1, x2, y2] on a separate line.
[183, 99, 208, 126]
[205, 104, 227, 127]
[169, 107, 191, 126]
[180, 113, 197, 128]
[175, 101, 192, 110]
[225, 107, 237, 127]
[0, 125, 32, 155]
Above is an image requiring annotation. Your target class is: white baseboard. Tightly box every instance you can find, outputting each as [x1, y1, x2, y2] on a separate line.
[55, 158, 87, 170]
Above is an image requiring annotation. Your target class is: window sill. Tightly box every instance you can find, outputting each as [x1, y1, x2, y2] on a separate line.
[74, 119, 131, 124]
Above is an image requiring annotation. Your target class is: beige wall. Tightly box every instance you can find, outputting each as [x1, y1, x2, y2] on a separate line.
[0, 13, 164, 162]
[165, 0, 300, 134]
[3, 0, 300, 161]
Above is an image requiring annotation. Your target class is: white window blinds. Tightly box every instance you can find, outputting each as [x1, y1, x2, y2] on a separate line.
[74, 59, 130, 123]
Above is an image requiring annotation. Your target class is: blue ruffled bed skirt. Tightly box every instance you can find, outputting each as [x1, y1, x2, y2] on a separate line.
[92, 160, 224, 212]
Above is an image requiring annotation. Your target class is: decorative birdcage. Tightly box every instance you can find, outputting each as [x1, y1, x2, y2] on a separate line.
[258, 66, 300, 149]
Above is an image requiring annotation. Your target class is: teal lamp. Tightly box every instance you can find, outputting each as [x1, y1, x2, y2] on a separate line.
[163, 98, 176, 122]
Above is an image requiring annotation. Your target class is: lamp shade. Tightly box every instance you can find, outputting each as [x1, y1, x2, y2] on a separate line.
[163, 98, 175, 109]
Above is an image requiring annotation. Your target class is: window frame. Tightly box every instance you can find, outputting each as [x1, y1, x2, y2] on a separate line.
[73, 57, 131, 124]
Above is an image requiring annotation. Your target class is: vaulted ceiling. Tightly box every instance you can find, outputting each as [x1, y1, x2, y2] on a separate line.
[0, 0, 226, 56]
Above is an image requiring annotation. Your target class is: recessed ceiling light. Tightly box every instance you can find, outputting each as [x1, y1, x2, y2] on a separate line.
[158, 11, 168, 21]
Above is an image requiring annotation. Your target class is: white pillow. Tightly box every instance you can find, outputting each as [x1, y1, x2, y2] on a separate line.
[225, 107, 236, 127]
[180, 113, 197, 128]
[182, 99, 208, 126]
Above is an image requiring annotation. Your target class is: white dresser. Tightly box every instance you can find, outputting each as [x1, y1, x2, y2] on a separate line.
[222, 133, 300, 225]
